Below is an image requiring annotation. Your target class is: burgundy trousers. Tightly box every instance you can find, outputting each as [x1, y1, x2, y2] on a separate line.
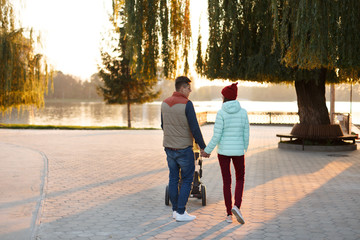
[218, 154, 245, 216]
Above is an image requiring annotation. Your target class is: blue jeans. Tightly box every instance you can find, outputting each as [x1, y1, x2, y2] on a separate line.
[165, 146, 195, 214]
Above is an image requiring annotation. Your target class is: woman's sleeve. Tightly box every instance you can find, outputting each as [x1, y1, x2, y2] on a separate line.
[204, 111, 224, 154]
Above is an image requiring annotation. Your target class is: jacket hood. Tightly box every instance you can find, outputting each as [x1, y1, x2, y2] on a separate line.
[222, 100, 241, 114]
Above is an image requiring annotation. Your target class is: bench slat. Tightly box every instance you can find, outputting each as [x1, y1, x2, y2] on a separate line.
[276, 134, 357, 143]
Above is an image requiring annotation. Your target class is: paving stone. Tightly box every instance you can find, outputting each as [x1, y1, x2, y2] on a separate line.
[1, 126, 359, 240]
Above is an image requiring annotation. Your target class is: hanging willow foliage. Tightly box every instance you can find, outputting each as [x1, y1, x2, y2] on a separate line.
[99, 4, 162, 128]
[196, 29, 204, 75]
[0, 0, 51, 113]
[113, 0, 191, 80]
[98, 16, 160, 105]
[275, 0, 360, 73]
[203, 0, 285, 81]
[199, 0, 360, 83]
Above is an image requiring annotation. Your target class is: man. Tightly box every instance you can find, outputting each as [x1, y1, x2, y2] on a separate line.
[161, 76, 209, 222]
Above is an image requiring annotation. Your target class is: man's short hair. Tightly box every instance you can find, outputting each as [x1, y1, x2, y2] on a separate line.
[175, 76, 191, 91]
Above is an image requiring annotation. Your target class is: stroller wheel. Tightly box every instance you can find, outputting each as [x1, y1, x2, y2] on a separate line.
[165, 185, 170, 206]
[201, 185, 206, 206]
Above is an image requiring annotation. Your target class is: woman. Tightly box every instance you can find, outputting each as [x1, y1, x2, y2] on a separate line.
[203, 82, 249, 224]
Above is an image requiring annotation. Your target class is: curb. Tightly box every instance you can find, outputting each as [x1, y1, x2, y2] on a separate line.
[31, 151, 49, 240]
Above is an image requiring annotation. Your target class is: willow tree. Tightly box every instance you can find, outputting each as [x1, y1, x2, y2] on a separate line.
[99, 0, 191, 127]
[198, 0, 360, 138]
[98, 8, 160, 128]
[111, 0, 191, 80]
[0, 0, 50, 113]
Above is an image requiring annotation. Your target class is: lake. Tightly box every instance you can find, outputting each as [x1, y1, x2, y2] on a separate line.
[1, 100, 359, 128]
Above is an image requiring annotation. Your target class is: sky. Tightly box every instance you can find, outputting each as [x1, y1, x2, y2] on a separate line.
[13, 0, 265, 89]
[14, 0, 113, 81]
[12, 0, 211, 83]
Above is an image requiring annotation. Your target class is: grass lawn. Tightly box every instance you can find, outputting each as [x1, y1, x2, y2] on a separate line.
[0, 124, 159, 130]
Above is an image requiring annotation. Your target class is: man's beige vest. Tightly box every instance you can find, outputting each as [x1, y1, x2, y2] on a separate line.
[161, 92, 193, 149]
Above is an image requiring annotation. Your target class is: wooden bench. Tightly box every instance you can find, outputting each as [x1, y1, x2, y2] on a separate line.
[276, 134, 358, 144]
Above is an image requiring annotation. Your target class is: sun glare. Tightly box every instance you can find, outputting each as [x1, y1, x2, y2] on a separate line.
[12, 0, 263, 88]
[13, 0, 113, 81]
[11, 0, 211, 84]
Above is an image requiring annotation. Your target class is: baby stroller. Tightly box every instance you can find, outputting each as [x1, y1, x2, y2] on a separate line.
[165, 144, 207, 206]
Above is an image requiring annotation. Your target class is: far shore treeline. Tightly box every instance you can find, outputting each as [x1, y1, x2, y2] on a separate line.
[46, 71, 359, 103]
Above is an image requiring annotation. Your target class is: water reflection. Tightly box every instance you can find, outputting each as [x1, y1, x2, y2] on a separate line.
[1, 101, 359, 128]
[0, 101, 162, 128]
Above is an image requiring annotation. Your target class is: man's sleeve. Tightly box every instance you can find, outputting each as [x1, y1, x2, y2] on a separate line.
[185, 101, 206, 149]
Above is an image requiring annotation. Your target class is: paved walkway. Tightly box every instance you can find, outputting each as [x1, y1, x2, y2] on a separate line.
[0, 125, 359, 240]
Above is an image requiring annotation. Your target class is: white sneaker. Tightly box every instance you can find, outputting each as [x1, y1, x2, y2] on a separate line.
[225, 215, 233, 223]
[231, 206, 245, 224]
[172, 211, 177, 219]
[176, 211, 196, 222]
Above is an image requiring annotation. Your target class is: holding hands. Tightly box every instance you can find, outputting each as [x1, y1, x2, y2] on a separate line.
[200, 149, 210, 158]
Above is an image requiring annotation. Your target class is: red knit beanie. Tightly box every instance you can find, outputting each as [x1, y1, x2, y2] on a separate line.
[221, 82, 238, 100]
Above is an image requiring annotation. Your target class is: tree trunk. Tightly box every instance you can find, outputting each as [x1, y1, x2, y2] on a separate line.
[330, 84, 335, 124]
[295, 68, 330, 125]
[291, 68, 344, 138]
[127, 101, 131, 128]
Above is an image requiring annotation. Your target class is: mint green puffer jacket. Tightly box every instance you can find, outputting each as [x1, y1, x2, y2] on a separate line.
[204, 100, 249, 156]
